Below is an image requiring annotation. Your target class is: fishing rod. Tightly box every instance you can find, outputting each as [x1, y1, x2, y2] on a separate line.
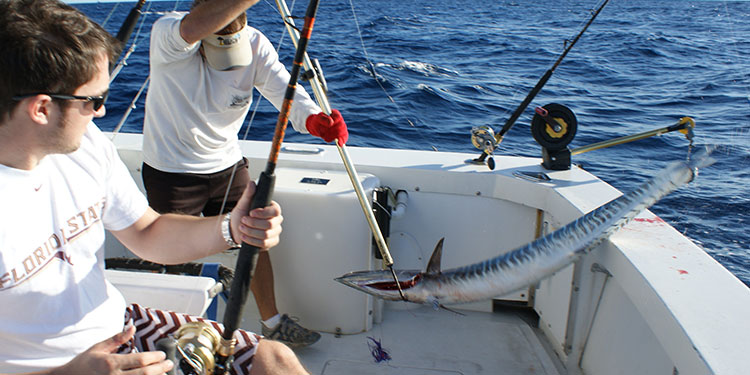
[213, 0, 320, 373]
[274, 0, 406, 299]
[470, 0, 610, 170]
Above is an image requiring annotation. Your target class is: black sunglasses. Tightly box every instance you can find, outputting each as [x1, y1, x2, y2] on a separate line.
[12, 91, 109, 111]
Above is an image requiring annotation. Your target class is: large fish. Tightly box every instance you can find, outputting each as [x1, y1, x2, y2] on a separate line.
[335, 146, 715, 306]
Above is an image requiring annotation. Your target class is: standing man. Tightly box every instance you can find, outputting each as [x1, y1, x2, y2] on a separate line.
[142, 0, 348, 348]
[0, 0, 309, 373]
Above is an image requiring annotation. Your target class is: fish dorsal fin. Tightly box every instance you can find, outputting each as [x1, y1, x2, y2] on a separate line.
[425, 238, 444, 275]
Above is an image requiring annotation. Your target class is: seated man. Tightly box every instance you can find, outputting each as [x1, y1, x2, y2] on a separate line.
[0, 0, 308, 374]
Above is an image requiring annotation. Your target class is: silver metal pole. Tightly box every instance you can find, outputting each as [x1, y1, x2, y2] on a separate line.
[274, 0, 397, 270]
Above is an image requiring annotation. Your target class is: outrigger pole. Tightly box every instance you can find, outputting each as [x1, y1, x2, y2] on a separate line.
[109, 0, 147, 75]
[471, 0, 610, 167]
[213, 0, 320, 372]
[570, 117, 695, 156]
[114, 0, 147, 45]
[274, 0, 406, 299]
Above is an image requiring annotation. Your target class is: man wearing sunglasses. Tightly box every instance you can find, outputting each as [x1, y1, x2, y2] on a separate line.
[11, 92, 109, 113]
[0, 0, 309, 374]
[141, 0, 347, 349]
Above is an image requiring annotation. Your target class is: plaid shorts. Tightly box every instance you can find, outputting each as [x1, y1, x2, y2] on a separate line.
[118, 304, 260, 375]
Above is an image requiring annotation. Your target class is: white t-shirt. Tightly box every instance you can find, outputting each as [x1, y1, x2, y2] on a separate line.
[0, 123, 149, 373]
[143, 12, 321, 174]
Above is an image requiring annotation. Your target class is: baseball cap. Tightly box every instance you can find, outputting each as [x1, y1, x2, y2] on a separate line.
[201, 26, 251, 71]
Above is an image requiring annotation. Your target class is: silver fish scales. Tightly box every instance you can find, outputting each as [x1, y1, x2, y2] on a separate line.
[336, 146, 715, 306]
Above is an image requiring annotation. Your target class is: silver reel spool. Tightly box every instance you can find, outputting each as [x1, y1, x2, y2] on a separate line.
[470, 125, 498, 169]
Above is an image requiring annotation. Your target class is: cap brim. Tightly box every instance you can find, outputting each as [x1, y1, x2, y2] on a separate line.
[202, 27, 251, 71]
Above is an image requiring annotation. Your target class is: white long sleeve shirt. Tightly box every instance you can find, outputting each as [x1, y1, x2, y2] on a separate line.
[143, 12, 321, 173]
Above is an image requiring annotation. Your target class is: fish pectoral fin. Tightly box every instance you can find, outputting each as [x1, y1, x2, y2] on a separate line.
[425, 237, 445, 275]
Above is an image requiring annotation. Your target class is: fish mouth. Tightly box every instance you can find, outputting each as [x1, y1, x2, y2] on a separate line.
[335, 270, 422, 300]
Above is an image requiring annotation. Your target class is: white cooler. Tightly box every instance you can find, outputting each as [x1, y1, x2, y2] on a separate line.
[269, 168, 380, 334]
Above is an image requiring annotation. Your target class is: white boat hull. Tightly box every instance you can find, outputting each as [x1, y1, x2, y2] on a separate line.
[105, 132, 750, 374]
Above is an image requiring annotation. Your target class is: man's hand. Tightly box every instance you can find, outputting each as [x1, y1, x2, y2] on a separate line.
[306, 109, 348, 146]
[55, 326, 173, 375]
[230, 181, 283, 249]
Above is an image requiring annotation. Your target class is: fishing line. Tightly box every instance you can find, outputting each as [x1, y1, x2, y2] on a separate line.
[677, 1, 750, 271]
[345, 0, 439, 151]
[100, 2, 122, 27]
[217, 0, 297, 216]
[718, 1, 750, 159]
[566, 0, 608, 47]
[237, 0, 296, 143]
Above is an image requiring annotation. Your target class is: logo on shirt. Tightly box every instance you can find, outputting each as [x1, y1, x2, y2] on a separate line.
[230, 94, 250, 109]
[0, 198, 105, 290]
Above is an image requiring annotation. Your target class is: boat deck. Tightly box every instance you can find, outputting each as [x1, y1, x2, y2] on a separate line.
[236, 300, 563, 375]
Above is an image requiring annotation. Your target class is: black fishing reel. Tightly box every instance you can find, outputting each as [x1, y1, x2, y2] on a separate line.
[156, 321, 226, 375]
[531, 103, 577, 170]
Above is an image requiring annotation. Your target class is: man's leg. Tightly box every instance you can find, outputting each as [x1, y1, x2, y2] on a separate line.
[252, 250, 279, 321]
[205, 159, 321, 348]
[248, 340, 310, 375]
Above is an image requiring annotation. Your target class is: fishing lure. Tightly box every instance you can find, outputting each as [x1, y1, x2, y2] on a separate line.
[367, 336, 392, 363]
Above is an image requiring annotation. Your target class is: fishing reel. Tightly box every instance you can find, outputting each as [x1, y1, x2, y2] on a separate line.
[531, 103, 578, 170]
[156, 321, 225, 375]
[470, 104, 578, 171]
[470, 125, 499, 170]
[529, 104, 699, 170]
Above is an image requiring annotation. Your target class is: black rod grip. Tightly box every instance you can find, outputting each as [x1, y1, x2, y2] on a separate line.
[114, 0, 147, 44]
[221, 170, 275, 340]
[216, 1, 319, 371]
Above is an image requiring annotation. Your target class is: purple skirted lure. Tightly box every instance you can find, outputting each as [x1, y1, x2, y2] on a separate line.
[367, 336, 392, 363]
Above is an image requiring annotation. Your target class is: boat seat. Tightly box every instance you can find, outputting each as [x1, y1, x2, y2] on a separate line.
[105, 269, 222, 317]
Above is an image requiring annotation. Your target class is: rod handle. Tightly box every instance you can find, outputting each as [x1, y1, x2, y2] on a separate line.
[221, 171, 275, 341]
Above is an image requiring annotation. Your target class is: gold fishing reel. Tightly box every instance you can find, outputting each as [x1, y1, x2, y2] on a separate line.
[176, 322, 222, 375]
[470, 125, 499, 169]
[157, 321, 223, 375]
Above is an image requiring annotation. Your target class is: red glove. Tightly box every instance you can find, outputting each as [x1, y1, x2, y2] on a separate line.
[306, 109, 348, 146]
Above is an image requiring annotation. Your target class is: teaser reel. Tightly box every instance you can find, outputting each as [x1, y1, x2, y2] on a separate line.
[531, 103, 578, 170]
[530, 103, 696, 171]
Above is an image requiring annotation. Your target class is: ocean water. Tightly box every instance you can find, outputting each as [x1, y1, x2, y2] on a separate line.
[73, 0, 750, 287]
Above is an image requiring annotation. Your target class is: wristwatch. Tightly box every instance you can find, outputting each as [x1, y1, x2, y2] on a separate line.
[222, 212, 240, 248]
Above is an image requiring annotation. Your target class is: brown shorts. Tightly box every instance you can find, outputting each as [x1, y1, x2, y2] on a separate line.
[142, 158, 251, 217]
